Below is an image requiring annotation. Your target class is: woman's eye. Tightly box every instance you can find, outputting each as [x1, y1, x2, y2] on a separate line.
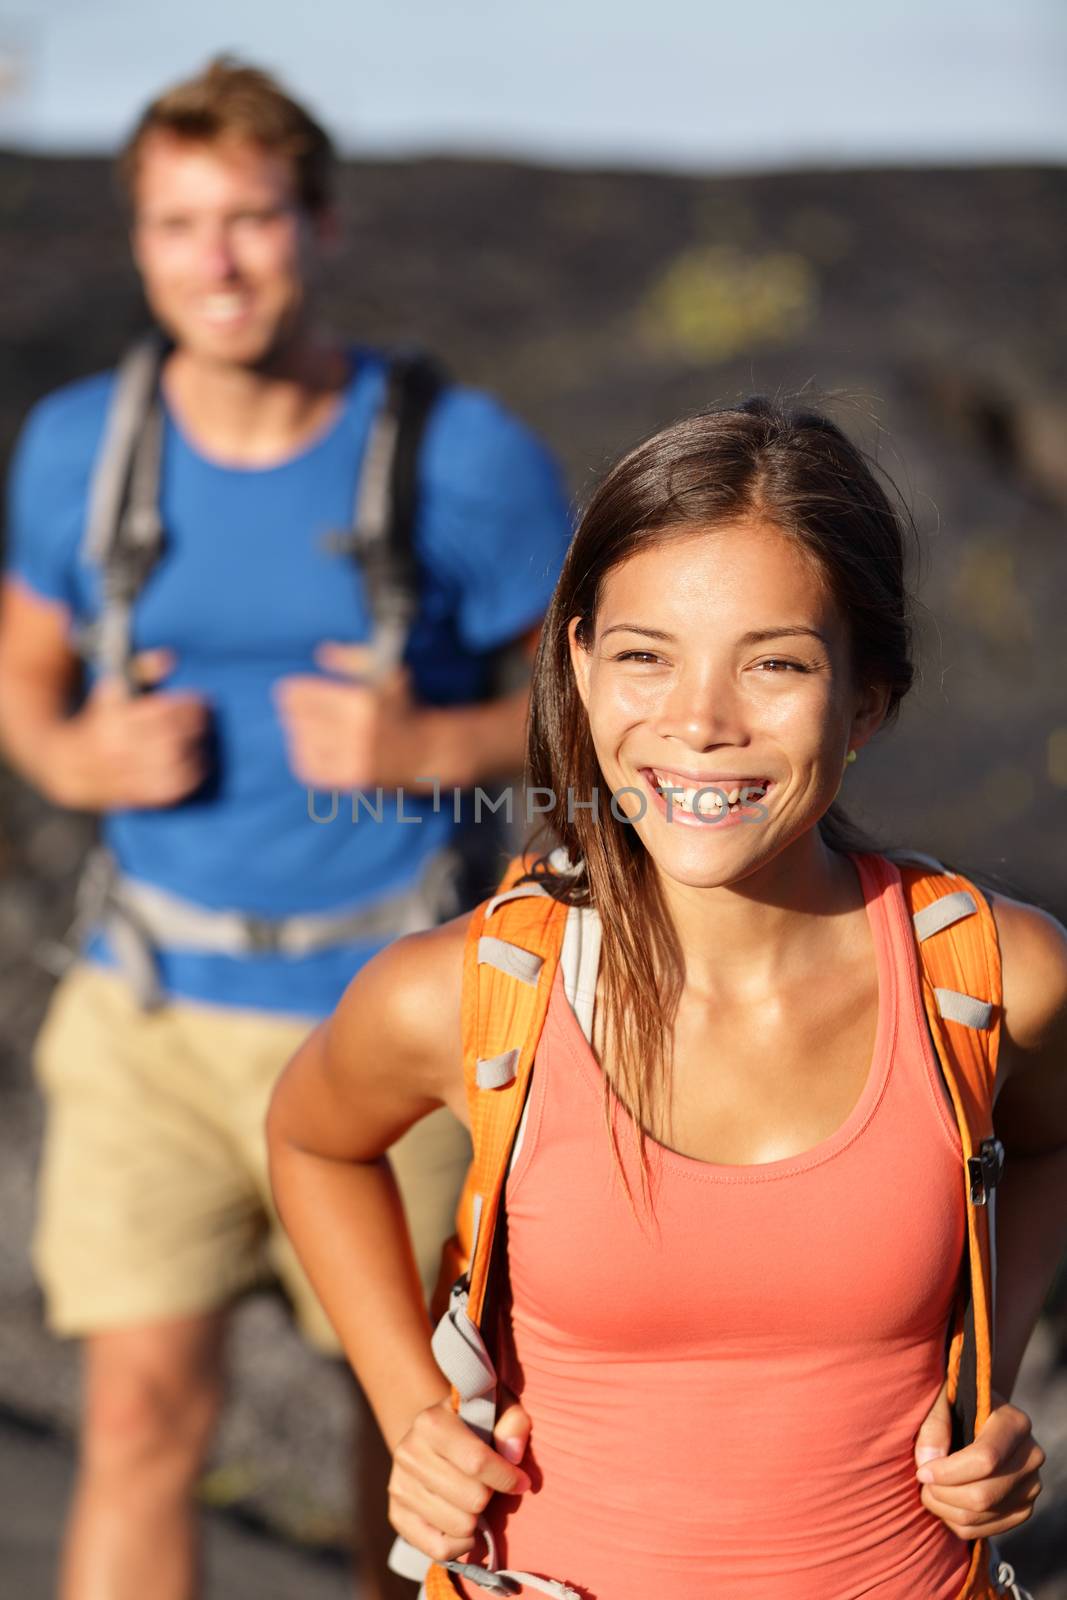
[614, 650, 661, 664]
[755, 659, 807, 673]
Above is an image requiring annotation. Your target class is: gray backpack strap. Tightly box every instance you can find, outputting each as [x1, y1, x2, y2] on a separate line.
[330, 351, 446, 678]
[81, 332, 169, 688]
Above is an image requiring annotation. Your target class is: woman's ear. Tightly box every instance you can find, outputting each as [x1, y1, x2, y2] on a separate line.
[848, 680, 892, 753]
[567, 616, 592, 710]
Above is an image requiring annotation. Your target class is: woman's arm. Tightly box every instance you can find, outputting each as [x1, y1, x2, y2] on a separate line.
[266, 916, 530, 1564]
[267, 917, 470, 1444]
[914, 892, 1067, 1539]
[988, 893, 1067, 1396]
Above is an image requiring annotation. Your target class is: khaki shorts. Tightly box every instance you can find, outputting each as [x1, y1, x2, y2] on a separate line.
[32, 963, 472, 1351]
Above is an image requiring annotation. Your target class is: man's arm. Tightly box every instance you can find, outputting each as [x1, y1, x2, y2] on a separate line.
[0, 578, 83, 802]
[0, 576, 208, 811]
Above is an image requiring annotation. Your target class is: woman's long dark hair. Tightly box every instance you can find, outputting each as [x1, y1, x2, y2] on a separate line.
[525, 397, 916, 1171]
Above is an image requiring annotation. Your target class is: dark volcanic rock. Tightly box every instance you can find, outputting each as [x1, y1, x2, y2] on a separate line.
[0, 153, 1064, 1586]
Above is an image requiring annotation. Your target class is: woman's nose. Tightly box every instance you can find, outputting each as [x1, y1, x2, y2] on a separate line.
[654, 669, 748, 752]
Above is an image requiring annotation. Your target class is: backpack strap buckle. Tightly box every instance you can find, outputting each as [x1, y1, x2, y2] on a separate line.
[968, 1136, 1005, 1206]
[242, 915, 283, 955]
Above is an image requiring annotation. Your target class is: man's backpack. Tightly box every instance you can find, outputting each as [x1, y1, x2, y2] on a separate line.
[392, 849, 1022, 1600]
[79, 331, 445, 686]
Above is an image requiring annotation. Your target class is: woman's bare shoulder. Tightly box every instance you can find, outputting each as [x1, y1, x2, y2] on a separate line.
[327, 909, 474, 1109]
[986, 891, 1067, 1153]
[989, 891, 1067, 1053]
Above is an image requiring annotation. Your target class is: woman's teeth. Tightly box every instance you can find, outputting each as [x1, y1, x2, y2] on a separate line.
[648, 770, 769, 816]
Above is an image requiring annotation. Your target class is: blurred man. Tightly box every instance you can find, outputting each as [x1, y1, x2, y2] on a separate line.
[0, 57, 570, 1600]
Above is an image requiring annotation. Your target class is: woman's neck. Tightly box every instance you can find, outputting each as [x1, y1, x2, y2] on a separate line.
[656, 834, 865, 1004]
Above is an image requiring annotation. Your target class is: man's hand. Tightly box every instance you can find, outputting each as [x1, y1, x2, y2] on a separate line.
[388, 1391, 532, 1566]
[46, 649, 209, 811]
[274, 642, 434, 792]
[914, 1380, 1045, 1540]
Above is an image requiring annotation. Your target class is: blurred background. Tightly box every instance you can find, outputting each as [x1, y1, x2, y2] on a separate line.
[1, 0, 1065, 1593]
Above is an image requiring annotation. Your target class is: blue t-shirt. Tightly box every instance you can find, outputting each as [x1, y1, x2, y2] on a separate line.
[5, 348, 572, 1017]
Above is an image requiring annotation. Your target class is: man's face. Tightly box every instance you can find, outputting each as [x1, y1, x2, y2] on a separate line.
[130, 130, 324, 368]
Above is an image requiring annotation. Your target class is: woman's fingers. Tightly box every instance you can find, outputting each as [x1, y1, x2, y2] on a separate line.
[394, 1444, 496, 1518]
[916, 1395, 1045, 1541]
[917, 1401, 1036, 1489]
[388, 1504, 477, 1568]
[390, 1475, 483, 1542]
[921, 1481, 1042, 1539]
[494, 1396, 532, 1466]
[920, 1433, 1045, 1537]
[389, 1398, 532, 1561]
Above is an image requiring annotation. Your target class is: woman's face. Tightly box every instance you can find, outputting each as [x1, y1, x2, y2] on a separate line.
[568, 520, 888, 888]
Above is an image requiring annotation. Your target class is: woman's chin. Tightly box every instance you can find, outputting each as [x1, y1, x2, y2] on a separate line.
[634, 824, 765, 890]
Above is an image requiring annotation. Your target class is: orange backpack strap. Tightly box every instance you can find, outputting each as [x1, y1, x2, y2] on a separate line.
[894, 852, 1003, 1456]
[391, 857, 580, 1599]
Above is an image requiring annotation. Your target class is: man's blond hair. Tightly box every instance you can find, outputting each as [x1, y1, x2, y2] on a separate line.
[118, 55, 336, 215]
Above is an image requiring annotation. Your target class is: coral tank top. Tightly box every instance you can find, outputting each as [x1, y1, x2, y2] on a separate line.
[459, 852, 973, 1600]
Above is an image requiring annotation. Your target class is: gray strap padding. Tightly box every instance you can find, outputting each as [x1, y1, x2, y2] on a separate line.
[352, 402, 410, 677]
[104, 910, 166, 1012]
[111, 868, 442, 957]
[70, 846, 459, 1009]
[352, 404, 399, 549]
[560, 903, 601, 1045]
[477, 936, 543, 986]
[387, 1538, 432, 1582]
[934, 987, 994, 1029]
[913, 890, 978, 942]
[348, 355, 444, 680]
[83, 337, 164, 566]
[475, 1049, 520, 1090]
[547, 846, 585, 876]
[82, 336, 169, 686]
[484, 881, 550, 920]
[430, 1285, 497, 1444]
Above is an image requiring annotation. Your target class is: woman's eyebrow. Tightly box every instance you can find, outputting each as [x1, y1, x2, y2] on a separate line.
[739, 626, 831, 647]
[600, 623, 829, 646]
[600, 624, 675, 641]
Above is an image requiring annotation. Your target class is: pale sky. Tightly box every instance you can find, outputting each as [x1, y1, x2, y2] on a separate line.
[1, 0, 1065, 171]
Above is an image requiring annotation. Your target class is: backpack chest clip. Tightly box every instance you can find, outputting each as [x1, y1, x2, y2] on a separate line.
[968, 1136, 1005, 1206]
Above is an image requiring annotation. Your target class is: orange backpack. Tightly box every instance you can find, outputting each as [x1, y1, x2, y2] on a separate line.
[392, 850, 1013, 1600]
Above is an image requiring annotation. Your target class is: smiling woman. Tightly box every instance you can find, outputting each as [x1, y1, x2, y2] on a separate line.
[532, 397, 909, 1153]
[267, 398, 1066, 1600]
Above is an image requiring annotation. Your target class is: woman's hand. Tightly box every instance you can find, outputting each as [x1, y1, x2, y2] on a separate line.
[914, 1380, 1045, 1539]
[389, 1393, 532, 1565]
